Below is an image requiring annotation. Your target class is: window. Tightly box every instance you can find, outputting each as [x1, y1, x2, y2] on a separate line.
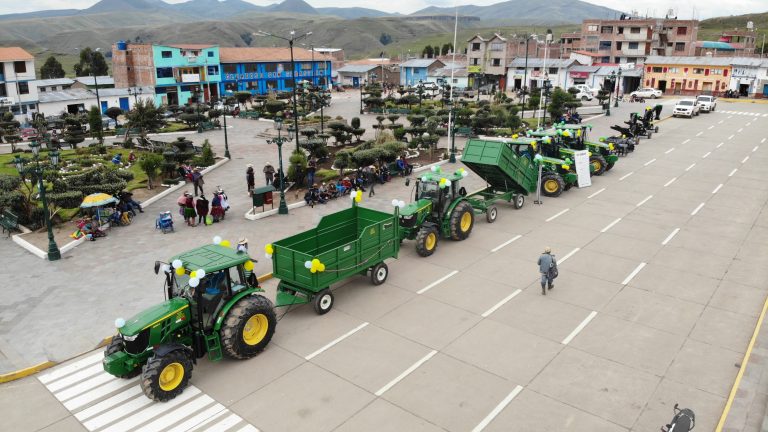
[668, 67, 678, 73]
[492, 58, 501, 67]
[14, 61, 26, 73]
[472, 58, 479, 65]
[156, 67, 173, 78]
[628, 42, 639, 50]
[0, 84, 8, 97]
[490, 43, 504, 51]
[207, 51, 214, 57]
[600, 26, 613, 34]
[161, 51, 172, 58]
[630, 27, 641, 34]
[452, 78, 458, 83]
[586, 36, 598, 42]
[245, 81, 258, 90]
[207, 65, 219, 76]
[710, 69, 722, 75]
[317, 62, 327, 70]
[301, 62, 313, 70]
[18, 82, 29, 94]
[692, 68, 704, 74]
[652, 67, 663, 73]
[549, 67, 557, 74]
[222, 64, 237, 75]
[155, 87, 167, 94]
[244, 63, 258, 73]
[617, 27, 624, 34]
[180, 85, 191, 92]
[675, 42, 685, 52]
[587, 25, 598, 32]
[601, 57, 610, 63]
[471, 43, 481, 51]
[599, 41, 612, 50]
[676, 27, 687, 35]
[616, 42, 622, 50]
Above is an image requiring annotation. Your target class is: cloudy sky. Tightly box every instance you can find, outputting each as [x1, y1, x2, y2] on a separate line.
[0, 0, 765, 19]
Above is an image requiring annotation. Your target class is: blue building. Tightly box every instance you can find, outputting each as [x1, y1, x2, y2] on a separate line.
[218, 47, 332, 95]
[400, 59, 446, 86]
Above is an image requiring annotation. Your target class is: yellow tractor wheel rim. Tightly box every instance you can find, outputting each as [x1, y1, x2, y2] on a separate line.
[425, 232, 436, 250]
[591, 160, 602, 171]
[460, 212, 472, 232]
[158, 362, 184, 391]
[544, 179, 559, 193]
[243, 314, 269, 345]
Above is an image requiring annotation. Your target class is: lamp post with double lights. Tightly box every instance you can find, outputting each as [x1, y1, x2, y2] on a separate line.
[222, 90, 233, 159]
[536, 29, 553, 129]
[14, 142, 61, 260]
[606, 71, 616, 117]
[441, 76, 457, 163]
[266, 115, 291, 215]
[128, 87, 142, 106]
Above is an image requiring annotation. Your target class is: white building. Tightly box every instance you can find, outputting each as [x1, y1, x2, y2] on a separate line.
[34, 78, 76, 93]
[729, 58, 768, 97]
[426, 67, 470, 89]
[336, 64, 379, 87]
[38, 86, 154, 117]
[506, 58, 579, 91]
[0, 47, 39, 123]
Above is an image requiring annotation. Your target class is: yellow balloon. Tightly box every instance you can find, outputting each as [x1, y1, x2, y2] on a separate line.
[175, 267, 185, 276]
[512, 134, 519, 139]
[312, 258, 320, 265]
[244, 260, 254, 271]
[318, 263, 326, 272]
[190, 271, 197, 279]
[310, 267, 317, 274]
[264, 244, 273, 254]
[355, 195, 362, 203]
[220, 240, 231, 248]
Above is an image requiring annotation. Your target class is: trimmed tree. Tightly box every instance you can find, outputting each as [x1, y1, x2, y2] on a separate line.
[138, 153, 164, 189]
[88, 106, 104, 144]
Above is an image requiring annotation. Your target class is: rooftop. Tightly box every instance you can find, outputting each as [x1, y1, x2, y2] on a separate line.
[33, 78, 76, 87]
[166, 44, 217, 50]
[97, 86, 154, 97]
[219, 47, 329, 63]
[430, 67, 468, 77]
[508, 58, 578, 68]
[38, 89, 94, 103]
[571, 50, 603, 58]
[696, 41, 735, 51]
[643, 56, 735, 66]
[74, 76, 115, 86]
[336, 64, 380, 73]
[400, 59, 446, 68]
[0, 47, 34, 62]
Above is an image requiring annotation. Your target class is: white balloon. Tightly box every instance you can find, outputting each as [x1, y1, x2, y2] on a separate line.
[391, 199, 399, 207]
[398, 201, 405, 209]
[212, 236, 222, 245]
[196, 269, 206, 279]
[189, 278, 200, 288]
[114, 318, 125, 328]
[265, 252, 273, 259]
[431, 165, 438, 172]
[445, 179, 452, 187]
[350, 190, 357, 199]
[172, 259, 183, 269]
[161, 264, 171, 274]
[462, 171, 469, 178]
[421, 176, 428, 182]
[304, 261, 313, 269]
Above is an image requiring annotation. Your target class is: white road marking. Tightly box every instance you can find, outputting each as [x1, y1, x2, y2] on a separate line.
[417, 270, 459, 294]
[562, 311, 598, 345]
[55, 373, 116, 402]
[708, 125, 714, 130]
[644, 158, 656, 166]
[559, 247, 581, 264]
[682, 139, 691, 144]
[305, 322, 369, 360]
[636, 195, 653, 207]
[375, 350, 437, 396]
[702, 151, 711, 158]
[123, 395, 216, 432]
[482, 290, 522, 318]
[728, 134, 735, 140]
[746, 123, 751, 126]
[64, 376, 139, 411]
[691, 203, 705, 216]
[236, 425, 261, 432]
[696, 131, 703, 136]
[762, 138, 766, 143]
[601, 218, 622, 233]
[100, 387, 202, 432]
[491, 235, 522, 252]
[38, 352, 103, 384]
[729, 168, 738, 177]
[587, 187, 605, 198]
[471, 385, 525, 432]
[718, 120, 724, 124]
[753, 146, 759, 152]
[716, 142, 724, 148]
[728, 115, 733, 119]
[205, 413, 247, 432]
[166, 405, 228, 432]
[75, 386, 143, 421]
[545, 208, 570, 222]
[738, 128, 743, 133]
[47, 363, 103, 393]
[763, 114, 768, 118]
[742, 156, 750, 164]
[622, 262, 647, 285]
[665, 147, 675, 154]
[685, 163, 696, 171]
[662, 228, 680, 246]
[664, 177, 677, 187]
[619, 172, 633, 181]
[712, 184, 723, 194]
[82, 392, 154, 430]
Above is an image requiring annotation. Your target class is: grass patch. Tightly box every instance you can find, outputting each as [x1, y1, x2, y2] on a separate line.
[159, 122, 192, 133]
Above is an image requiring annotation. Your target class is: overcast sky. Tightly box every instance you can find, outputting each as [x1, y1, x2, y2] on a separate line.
[1, 0, 765, 19]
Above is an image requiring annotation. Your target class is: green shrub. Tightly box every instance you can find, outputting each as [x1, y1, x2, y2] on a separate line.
[288, 149, 307, 186]
[333, 150, 352, 174]
[316, 169, 339, 183]
[48, 191, 84, 209]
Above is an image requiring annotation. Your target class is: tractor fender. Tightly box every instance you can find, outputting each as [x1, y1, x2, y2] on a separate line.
[153, 342, 193, 359]
[445, 197, 469, 217]
[213, 288, 260, 332]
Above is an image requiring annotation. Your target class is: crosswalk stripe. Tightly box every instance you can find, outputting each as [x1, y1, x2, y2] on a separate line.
[75, 386, 143, 422]
[47, 364, 104, 393]
[64, 376, 139, 411]
[205, 413, 246, 432]
[100, 387, 202, 432]
[55, 373, 117, 402]
[38, 352, 103, 384]
[82, 391, 154, 431]
[237, 425, 261, 432]
[165, 403, 227, 432]
[139, 395, 215, 432]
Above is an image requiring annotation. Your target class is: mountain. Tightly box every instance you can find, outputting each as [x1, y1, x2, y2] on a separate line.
[165, 0, 264, 18]
[315, 7, 396, 19]
[412, 0, 622, 23]
[0, 10, 79, 21]
[83, 0, 161, 14]
[699, 11, 768, 40]
[267, 0, 318, 15]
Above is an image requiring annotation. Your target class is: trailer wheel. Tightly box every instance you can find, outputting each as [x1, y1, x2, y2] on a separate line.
[486, 206, 498, 223]
[221, 295, 277, 359]
[541, 173, 565, 197]
[589, 154, 607, 176]
[416, 226, 439, 257]
[104, 336, 141, 378]
[141, 349, 193, 402]
[514, 194, 524, 209]
[313, 289, 334, 315]
[371, 262, 388, 285]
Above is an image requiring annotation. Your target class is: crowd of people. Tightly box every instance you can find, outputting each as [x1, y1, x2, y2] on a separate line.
[177, 187, 229, 227]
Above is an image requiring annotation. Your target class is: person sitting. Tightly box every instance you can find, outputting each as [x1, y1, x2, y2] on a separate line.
[318, 183, 332, 201]
[111, 153, 123, 166]
[396, 155, 413, 176]
[327, 182, 338, 198]
[127, 151, 137, 166]
[304, 184, 325, 207]
[380, 164, 391, 183]
[118, 191, 143, 215]
[353, 175, 366, 192]
[341, 177, 353, 193]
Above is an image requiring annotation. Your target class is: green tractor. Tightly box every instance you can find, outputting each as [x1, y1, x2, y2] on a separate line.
[399, 167, 477, 257]
[527, 129, 604, 175]
[511, 136, 578, 196]
[103, 244, 276, 401]
[553, 123, 619, 174]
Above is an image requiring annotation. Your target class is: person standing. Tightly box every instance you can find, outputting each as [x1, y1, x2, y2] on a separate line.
[537, 247, 556, 295]
[263, 162, 275, 186]
[192, 167, 205, 196]
[246, 164, 255, 194]
[366, 165, 377, 197]
[306, 158, 317, 187]
[183, 192, 197, 226]
[196, 195, 209, 226]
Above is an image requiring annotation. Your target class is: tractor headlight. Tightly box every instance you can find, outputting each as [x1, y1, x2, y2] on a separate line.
[561, 164, 570, 170]
[122, 333, 139, 342]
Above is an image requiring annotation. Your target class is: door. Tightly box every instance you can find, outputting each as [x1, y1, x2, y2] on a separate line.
[514, 78, 521, 90]
[702, 82, 713, 95]
[352, 77, 359, 88]
[763, 84, 768, 97]
[119, 97, 129, 111]
[100, 101, 108, 114]
[674, 83, 682, 95]
[167, 89, 178, 106]
[658, 80, 667, 92]
[740, 84, 750, 96]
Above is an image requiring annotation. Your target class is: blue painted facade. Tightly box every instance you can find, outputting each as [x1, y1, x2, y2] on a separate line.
[219, 60, 332, 96]
[402, 66, 431, 86]
[151, 44, 221, 106]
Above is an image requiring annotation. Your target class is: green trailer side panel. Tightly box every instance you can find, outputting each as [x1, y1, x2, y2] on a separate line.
[462, 139, 538, 195]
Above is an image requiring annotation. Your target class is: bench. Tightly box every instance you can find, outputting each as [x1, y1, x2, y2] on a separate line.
[0, 210, 19, 237]
[200, 122, 216, 132]
[455, 127, 474, 137]
[240, 111, 260, 120]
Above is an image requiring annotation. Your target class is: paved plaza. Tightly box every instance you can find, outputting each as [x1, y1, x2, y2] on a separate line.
[1, 95, 767, 431]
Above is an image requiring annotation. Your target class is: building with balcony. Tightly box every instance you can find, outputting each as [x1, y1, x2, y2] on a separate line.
[642, 56, 732, 96]
[218, 47, 332, 96]
[506, 58, 579, 91]
[0, 47, 39, 122]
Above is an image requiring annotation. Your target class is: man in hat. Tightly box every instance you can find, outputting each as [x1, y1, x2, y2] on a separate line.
[192, 167, 205, 196]
[246, 164, 255, 194]
[366, 165, 377, 197]
[236, 237, 249, 253]
[263, 162, 275, 186]
[537, 247, 556, 295]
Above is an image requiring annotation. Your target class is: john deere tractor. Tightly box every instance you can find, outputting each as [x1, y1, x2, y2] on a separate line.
[527, 128, 605, 176]
[553, 123, 619, 174]
[399, 168, 476, 257]
[511, 136, 578, 196]
[103, 244, 276, 402]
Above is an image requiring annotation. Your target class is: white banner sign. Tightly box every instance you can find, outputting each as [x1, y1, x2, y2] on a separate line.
[574, 150, 591, 188]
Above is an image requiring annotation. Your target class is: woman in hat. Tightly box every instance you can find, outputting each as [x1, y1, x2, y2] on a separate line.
[246, 164, 255, 194]
[183, 192, 197, 226]
[236, 237, 249, 253]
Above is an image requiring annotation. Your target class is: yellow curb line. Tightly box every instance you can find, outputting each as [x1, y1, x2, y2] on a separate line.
[715, 290, 768, 431]
[0, 272, 275, 384]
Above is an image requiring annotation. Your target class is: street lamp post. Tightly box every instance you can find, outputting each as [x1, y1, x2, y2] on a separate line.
[614, 68, 622, 108]
[606, 71, 615, 117]
[521, 33, 537, 119]
[15, 142, 61, 260]
[446, 96, 457, 163]
[360, 78, 367, 114]
[266, 116, 291, 215]
[223, 91, 232, 159]
[128, 87, 142, 106]
[537, 29, 553, 129]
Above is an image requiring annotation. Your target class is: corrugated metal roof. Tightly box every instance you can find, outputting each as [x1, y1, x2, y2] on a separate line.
[0, 47, 34, 62]
[430, 67, 469, 77]
[33, 78, 75, 87]
[643, 56, 733, 66]
[698, 41, 735, 50]
[507, 58, 577, 68]
[97, 86, 154, 97]
[38, 89, 94, 103]
[570, 65, 601, 73]
[400, 59, 445, 68]
[74, 76, 114, 86]
[337, 64, 379, 73]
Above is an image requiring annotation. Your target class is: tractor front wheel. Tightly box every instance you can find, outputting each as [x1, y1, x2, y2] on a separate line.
[141, 350, 193, 402]
[541, 173, 565, 197]
[371, 262, 388, 285]
[416, 226, 439, 257]
[449, 201, 474, 241]
[104, 336, 141, 378]
[590, 155, 607, 176]
[221, 295, 277, 359]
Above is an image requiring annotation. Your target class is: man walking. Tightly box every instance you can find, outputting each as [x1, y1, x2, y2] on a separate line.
[263, 163, 275, 186]
[537, 247, 556, 295]
[192, 167, 205, 196]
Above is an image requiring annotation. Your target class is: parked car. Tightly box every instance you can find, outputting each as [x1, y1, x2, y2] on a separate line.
[631, 87, 663, 99]
[673, 99, 700, 118]
[574, 84, 599, 97]
[417, 82, 440, 91]
[573, 89, 594, 101]
[696, 95, 717, 113]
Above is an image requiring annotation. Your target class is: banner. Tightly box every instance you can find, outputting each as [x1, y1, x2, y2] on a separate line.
[573, 150, 591, 188]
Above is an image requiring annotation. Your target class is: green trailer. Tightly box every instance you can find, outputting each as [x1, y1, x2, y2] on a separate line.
[270, 202, 400, 314]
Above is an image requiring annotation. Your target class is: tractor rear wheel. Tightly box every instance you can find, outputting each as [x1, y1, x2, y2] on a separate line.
[449, 201, 474, 241]
[141, 350, 193, 402]
[416, 226, 439, 257]
[541, 173, 565, 197]
[104, 336, 141, 378]
[606, 162, 615, 171]
[371, 262, 389, 285]
[590, 154, 607, 176]
[221, 295, 277, 359]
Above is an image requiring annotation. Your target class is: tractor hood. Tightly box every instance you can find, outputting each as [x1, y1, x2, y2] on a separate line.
[400, 199, 432, 217]
[119, 297, 190, 336]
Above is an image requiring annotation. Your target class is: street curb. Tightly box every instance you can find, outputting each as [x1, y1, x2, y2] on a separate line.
[721, 98, 768, 105]
[0, 271, 274, 383]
